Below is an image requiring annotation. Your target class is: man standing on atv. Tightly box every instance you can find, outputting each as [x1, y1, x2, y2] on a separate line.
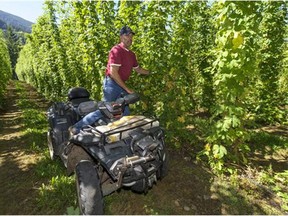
[103, 25, 150, 115]
[69, 26, 149, 135]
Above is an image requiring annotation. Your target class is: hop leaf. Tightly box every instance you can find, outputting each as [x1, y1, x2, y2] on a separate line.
[232, 31, 244, 49]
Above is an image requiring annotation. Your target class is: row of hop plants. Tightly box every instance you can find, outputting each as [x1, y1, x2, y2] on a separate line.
[16, 0, 288, 173]
[0, 30, 12, 108]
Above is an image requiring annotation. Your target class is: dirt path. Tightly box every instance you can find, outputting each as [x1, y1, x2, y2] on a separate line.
[0, 81, 286, 215]
[0, 81, 56, 214]
[0, 82, 44, 214]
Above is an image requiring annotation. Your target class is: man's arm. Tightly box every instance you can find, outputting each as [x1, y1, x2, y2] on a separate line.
[110, 65, 134, 94]
[135, 66, 149, 75]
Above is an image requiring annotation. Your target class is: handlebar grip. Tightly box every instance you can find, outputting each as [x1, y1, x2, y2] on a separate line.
[124, 93, 140, 105]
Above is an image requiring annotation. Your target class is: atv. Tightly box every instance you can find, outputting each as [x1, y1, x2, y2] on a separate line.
[47, 87, 168, 215]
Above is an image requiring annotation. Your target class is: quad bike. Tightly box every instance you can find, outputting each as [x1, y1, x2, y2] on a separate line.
[47, 87, 168, 215]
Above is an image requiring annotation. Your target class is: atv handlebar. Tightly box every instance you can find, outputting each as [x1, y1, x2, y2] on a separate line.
[65, 87, 141, 120]
[114, 93, 140, 107]
[96, 93, 140, 120]
[123, 93, 140, 105]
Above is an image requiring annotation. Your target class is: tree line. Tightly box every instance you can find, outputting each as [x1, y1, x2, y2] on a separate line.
[0, 24, 27, 108]
[15, 0, 288, 172]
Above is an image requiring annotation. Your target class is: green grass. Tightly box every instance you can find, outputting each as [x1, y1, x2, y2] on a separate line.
[16, 98, 39, 109]
[211, 176, 274, 214]
[256, 167, 288, 212]
[38, 174, 76, 213]
[249, 130, 288, 153]
[13, 81, 78, 214]
[22, 109, 47, 129]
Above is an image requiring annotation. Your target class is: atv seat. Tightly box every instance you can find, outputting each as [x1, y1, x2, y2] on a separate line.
[68, 87, 91, 107]
[70, 98, 91, 107]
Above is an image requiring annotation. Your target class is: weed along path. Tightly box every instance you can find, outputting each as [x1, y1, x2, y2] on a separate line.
[0, 80, 287, 215]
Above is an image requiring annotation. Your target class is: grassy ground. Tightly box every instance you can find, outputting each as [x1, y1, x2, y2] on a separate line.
[0, 80, 287, 215]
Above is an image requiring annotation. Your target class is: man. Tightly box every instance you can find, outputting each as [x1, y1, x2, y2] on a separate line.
[103, 25, 149, 115]
[69, 26, 149, 135]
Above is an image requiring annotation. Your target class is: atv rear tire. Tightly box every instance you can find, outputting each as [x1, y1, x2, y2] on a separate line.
[75, 160, 104, 215]
[47, 130, 57, 160]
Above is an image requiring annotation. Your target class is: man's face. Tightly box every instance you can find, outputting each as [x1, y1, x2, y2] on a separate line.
[121, 33, 133, 48]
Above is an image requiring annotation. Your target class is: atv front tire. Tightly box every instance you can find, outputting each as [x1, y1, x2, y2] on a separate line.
[75, 160, 104, 215]
[157, 149, 168, 180]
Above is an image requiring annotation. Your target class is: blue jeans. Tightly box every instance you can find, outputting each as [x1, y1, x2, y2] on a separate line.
[72, 77, 129, 133]
[103, 76, 130, 116]
[73, 110, 103, 133]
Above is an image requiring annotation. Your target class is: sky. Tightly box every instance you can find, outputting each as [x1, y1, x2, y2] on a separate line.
[0, 0, 45, 23]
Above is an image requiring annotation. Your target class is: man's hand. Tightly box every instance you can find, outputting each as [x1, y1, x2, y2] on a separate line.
[135, 67, 149, 75]
[110, 65, 132, 93]
[126, 88, 134, 94]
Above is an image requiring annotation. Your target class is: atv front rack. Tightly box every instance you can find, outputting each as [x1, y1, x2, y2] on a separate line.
[91, 116, 159, 145]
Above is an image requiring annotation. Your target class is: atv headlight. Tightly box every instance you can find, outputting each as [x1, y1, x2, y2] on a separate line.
[150, 127, 164, 140]
[134, 135, 160, 157]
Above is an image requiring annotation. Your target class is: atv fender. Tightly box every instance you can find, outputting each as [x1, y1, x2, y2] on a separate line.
[66, 144, 92, 176]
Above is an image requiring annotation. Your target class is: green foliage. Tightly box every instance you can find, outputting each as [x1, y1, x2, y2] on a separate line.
[257, 167, 288, 212]
[35, 154, 63, 177]
[14, 82, 48, 152]
[15, 41, 35, 84]
[3, 26, 24, 77]
[203, 2, 260, 172]
[16, 98, 38, 109]
[240, 129, 288, 212]
[256, 1, 287, 124]
[0, 30, 12, 107]
[22, 109, 47, 129]
[249, 130, 288, 153]
[66, 206, 80, 215]
[38, 175, 76, 212]
[15, 1, 288, 174]
[279, 42, 288, 112]
[35, 153, 77, 213]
